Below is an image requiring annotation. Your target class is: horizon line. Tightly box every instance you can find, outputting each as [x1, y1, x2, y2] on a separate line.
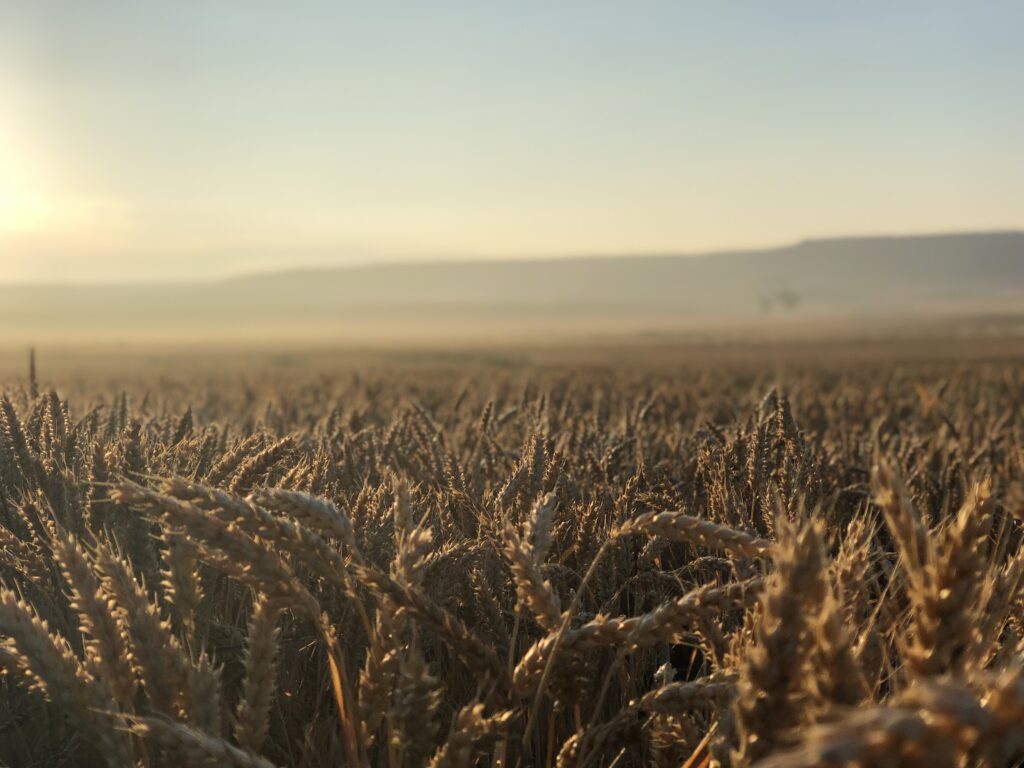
[2, 227, 1021, 289]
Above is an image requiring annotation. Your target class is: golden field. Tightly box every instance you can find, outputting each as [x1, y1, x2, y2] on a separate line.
[0, 337, 1023, 767]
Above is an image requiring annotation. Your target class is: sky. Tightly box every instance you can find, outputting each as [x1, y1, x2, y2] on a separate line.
[0, 1, 1022, 283]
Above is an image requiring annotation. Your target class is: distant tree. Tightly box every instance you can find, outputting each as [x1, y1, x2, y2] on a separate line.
[777, 289, 800, 311]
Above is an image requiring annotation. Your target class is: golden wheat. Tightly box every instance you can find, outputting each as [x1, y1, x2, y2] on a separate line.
[0, 354, 1021, 766]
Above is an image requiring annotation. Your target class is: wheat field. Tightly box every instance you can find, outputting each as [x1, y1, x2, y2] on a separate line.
[0, 347, 1022, 767]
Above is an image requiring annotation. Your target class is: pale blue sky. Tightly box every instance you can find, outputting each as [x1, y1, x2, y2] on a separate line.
[1, 1, 1021, 281]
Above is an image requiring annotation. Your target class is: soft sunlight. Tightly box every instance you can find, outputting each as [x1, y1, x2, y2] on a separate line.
[0, 181, 48, 233]
[0, 130, 52, 234]
[0, 5, 1022, 768]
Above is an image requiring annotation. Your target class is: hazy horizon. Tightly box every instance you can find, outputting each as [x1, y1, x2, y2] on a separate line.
[2, 2, 1023, 282]
[0, 233, 1019, 348]
[0, 228, 1018, 287]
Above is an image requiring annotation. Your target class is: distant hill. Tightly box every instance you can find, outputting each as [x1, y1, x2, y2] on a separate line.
[2, 232, 1022, 343]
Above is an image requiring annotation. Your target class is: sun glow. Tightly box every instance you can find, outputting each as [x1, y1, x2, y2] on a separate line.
[0, 125, 54, 234]
[0, 180, 50, 233]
